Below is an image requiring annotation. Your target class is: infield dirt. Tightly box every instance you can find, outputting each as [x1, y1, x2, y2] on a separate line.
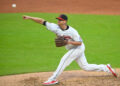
[0, 0, 120, 15]
[0, 69, 120, 86]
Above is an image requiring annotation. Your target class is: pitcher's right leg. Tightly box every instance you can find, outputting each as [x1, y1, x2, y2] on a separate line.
[76, 53, 109, 72]
[75, 53, 117, 77]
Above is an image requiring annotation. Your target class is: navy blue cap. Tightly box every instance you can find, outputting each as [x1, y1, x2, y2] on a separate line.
[56, 14, 68, 21]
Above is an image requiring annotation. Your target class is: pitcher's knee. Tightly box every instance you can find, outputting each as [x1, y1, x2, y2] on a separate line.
[81, 65, 91, 71]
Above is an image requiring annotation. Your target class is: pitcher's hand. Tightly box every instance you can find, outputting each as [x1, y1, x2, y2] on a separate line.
[23, 15, 31, 19]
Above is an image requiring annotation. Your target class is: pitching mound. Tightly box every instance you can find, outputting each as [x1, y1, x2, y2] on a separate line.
[0, 69, 120, 86]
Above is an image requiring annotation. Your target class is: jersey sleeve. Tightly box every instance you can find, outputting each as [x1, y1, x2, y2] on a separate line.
[45, 22, 60, 34]
[72, 32, 83, 42]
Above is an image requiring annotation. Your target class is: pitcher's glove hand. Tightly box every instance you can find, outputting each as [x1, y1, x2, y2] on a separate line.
[55, 36, 68, 47]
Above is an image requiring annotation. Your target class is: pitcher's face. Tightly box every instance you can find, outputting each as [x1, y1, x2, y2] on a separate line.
[58, 20, 67, 26]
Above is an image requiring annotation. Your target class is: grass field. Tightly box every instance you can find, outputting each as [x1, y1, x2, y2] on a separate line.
[0, 13, 120, 76]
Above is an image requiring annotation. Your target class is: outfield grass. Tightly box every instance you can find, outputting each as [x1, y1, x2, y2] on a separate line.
[0, 13, 120, 76]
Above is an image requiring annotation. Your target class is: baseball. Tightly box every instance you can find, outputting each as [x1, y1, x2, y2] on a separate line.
[12, 4, 16, 8]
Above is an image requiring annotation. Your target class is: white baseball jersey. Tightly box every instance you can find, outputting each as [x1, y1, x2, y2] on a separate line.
[45, 22, 83, 50]
[44, 22, 110, 82]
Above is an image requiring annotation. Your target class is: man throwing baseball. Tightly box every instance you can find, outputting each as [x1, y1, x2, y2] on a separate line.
[23, 14, 117, 85]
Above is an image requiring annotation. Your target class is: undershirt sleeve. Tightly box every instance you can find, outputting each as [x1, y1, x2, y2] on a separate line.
[43, 21, 46, 26]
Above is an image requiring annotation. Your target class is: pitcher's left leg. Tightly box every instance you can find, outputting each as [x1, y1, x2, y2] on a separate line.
[43, 48, 80, 85]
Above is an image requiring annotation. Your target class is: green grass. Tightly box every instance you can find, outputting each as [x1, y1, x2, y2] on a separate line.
[0, 13, 120, 76]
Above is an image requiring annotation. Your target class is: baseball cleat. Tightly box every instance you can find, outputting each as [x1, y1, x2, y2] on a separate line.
[43, 80, 58, 85]
[106, 64, 117, 77]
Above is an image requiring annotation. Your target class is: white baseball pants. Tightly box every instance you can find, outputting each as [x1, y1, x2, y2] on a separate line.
[48, 43, 109, 81]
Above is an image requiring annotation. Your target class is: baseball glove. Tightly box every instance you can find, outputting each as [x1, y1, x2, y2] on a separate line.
[55, 36, 68, 47]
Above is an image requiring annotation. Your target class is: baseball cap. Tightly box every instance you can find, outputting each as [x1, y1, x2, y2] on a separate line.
[56, 14, 68, 21]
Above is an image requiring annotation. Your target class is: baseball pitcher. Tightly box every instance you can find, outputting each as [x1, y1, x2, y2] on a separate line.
[23, 14, 117, 85]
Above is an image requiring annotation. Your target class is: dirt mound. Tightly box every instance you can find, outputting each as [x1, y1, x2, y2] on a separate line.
[0, 69, 120, 86]
[0, 0, 120, 15]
